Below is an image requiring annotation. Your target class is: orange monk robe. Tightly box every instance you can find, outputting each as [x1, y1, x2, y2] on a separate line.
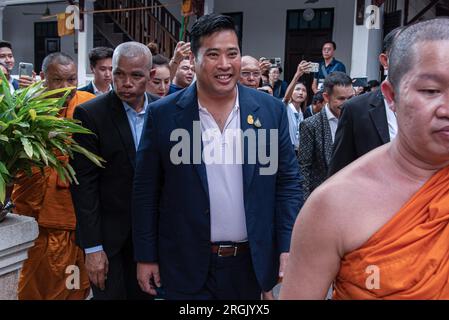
[333, 166, 449, 300]
[12, 90, 96, 300]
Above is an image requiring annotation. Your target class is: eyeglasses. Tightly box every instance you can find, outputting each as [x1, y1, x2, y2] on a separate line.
[241, 71, 261, 78]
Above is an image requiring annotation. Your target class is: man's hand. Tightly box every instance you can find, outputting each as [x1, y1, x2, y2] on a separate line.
[85, 250, 109, 291]
[172, 41, 191, 64]
[137, 262, 161, 296]
[279, 252, 290, 278]
[19, 71, 36, 88]
[259, 58, 271, 74]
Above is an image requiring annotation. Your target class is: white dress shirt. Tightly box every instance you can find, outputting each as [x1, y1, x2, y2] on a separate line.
[92, 81, 113, 96]
[287, 103, 303, 150]
[384, 98, 398, 141]
[325, 104, 339, 143]
[198, 89, 248, 243]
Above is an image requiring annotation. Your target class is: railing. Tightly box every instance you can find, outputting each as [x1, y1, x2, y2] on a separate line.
[384, 0, 398, 14]
[96, 0, 189, 56]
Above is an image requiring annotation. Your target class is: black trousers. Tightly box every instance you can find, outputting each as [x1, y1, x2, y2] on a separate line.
[164, 250, 261, 300]
[91, 236, 153, 300]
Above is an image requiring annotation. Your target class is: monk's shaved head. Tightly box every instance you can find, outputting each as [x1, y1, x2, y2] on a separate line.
[389, 18, 449, 92]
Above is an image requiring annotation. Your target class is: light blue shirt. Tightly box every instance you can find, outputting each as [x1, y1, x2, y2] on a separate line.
[122, 94, 149, 151]
[84, 94, 149, 255]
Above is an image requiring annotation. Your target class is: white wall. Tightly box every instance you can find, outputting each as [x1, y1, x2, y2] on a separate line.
[3, 2, 76, 75]
[159, 0, 355, 78]
[214, 0, 355, 78]
[351, 0, 383, 81]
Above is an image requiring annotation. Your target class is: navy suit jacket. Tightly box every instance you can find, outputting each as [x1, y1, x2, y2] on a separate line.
[78, 81, 95, 95]
[132, 83, 303, 293]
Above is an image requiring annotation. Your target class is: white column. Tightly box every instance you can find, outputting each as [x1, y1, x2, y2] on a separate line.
[77, 0, 95, 86]
[350, 0, 384, 81]
[0, 5, 5, 40]
[204, 0, 215, 15]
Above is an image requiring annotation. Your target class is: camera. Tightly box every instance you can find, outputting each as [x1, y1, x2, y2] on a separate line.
[269, 57, 281, 68]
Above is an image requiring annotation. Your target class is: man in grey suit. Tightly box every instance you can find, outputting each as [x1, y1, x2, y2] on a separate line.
[298, 72, 353, 201]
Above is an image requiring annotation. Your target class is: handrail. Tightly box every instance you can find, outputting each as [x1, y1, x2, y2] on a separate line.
[96, 0, 189, 56]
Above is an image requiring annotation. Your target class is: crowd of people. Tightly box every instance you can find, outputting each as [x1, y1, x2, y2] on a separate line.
[0, 13, 448, 300]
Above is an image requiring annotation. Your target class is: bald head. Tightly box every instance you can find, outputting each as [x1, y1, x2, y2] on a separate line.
[40, 52, 77, 107]
[240, 55, 261, 89]
[389, 18, 449, 92]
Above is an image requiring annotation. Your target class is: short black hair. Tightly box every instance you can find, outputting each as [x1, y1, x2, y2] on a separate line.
[0, 40, 12, 51]
[323, 41, 337, 50]
[368, 80, 380, 88]
[89, 47, 113, 67]
[269, 65, 283, 74]
[312, 91, 324, 104]
[190, 14, 238, 58]
[152, 54, 170, 67]
[382, 26, 405, 55]
[323, 71, 352, 95]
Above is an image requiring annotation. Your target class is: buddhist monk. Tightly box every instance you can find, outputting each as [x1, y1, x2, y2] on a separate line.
[12, 52, 95, 300]
[280, 18, 449, 300]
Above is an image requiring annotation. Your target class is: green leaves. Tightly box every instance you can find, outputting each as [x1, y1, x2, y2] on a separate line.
[0, 68, 105, 204]
[20, 137, 33, 158]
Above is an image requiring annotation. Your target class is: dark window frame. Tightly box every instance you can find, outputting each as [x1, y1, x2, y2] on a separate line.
[287, 8, 335, 31]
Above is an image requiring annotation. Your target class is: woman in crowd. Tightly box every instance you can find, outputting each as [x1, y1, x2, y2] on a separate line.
[269, 66, 288, 99]
[147, 54, 171, 97]
[283, 61, 311, 152]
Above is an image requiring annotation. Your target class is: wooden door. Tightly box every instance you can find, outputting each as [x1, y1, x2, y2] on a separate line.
[285, 9, 334, 102]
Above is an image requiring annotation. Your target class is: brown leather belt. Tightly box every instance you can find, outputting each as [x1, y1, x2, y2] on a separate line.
[211, 242, 250, 257]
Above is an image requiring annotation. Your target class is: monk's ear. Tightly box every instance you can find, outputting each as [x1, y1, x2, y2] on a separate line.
[381, 80, 397, 112]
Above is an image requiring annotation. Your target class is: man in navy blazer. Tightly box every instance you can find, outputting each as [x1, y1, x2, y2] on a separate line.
[78, 47, 113, 96]
[132, 14, 302, 300]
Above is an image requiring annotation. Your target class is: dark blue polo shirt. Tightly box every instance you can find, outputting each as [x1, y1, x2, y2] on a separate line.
[314, 58, 347, 80]
[167, 83, 183, 95]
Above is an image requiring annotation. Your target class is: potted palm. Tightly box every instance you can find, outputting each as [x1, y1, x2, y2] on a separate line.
[0, 70, 104, 222]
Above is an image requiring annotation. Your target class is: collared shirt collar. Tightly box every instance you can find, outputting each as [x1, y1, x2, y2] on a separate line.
[324, 57, 336, 67]
[325, 104, 337, 121]
[198, 86, 240, 113]
[92, 80, 112, 95]
[122, 93, 149, 114]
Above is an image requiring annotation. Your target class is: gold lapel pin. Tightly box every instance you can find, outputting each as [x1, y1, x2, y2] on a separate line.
[247, 115, 254, 125]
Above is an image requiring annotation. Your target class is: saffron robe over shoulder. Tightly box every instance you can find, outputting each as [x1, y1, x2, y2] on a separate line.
[334, 166, 449, 300]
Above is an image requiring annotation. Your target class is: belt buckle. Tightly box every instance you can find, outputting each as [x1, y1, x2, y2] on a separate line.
[217, 244, 238, 257]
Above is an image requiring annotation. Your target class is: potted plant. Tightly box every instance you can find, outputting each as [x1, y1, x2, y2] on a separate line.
[0, 70, 104, 221]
